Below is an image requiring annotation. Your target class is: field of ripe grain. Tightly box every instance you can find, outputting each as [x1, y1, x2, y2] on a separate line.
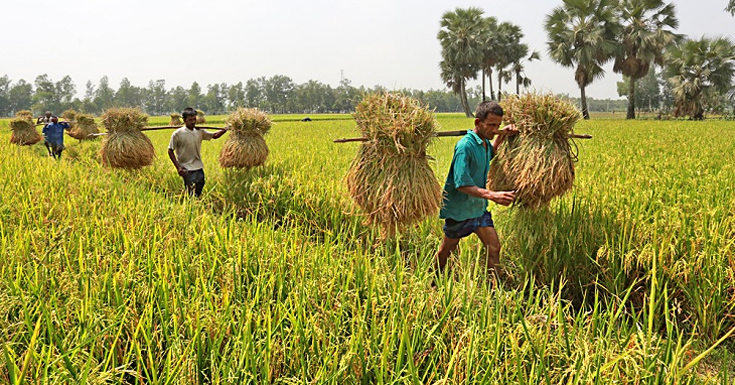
[1, 114, 734, 383]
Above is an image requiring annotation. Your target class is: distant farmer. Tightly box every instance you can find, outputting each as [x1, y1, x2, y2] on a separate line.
[168, 107, 227, 197]
[36, 111, 52, 125]
[435, 101, 517, 279]
[42, 116, 71, 159]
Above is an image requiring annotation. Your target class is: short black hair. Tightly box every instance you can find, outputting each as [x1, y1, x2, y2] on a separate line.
[182, 107, 197, 120]
[475, 101, 503, 121]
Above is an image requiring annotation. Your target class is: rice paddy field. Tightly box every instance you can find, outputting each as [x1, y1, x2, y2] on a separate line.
[1, 113, 735, 384]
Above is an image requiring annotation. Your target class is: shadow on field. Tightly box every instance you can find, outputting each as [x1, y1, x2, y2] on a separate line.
[210, 164, 368, 245]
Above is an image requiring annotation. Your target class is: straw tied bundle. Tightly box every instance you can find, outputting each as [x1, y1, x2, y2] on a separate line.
[489, 94, 582, 209]
[10, 110, 42, 145]
[169, 113, 183, 126]
[219, 107, 270, 169]
[67, 113, 99, 140]
[99, 108, 155, 169]
[346, 93, 442, 235]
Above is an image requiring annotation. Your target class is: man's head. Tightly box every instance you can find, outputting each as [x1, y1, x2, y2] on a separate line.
[474, 101, 504, 140]
[45, 111, 52, 118]
[50, 116, 59, 124]
[182, 107, 197, 128]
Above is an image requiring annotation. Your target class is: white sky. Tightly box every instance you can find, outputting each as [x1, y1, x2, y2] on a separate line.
[5, 0, 734, 99]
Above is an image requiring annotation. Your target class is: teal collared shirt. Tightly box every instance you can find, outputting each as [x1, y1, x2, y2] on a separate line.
[440, 130, 493, 221]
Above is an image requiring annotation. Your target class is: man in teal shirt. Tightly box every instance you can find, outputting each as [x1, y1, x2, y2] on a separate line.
[436, 101, 516, 278]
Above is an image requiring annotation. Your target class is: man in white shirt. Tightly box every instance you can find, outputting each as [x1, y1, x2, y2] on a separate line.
[168, 107, 227, 197]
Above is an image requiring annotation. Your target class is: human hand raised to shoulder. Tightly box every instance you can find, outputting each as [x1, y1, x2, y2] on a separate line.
[499, 124, 519, 136]
[485, 190, 515, 206]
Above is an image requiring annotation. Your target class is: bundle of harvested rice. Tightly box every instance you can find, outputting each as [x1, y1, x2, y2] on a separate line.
[488, 94, 582, 209]
[16, 110, 34, 121]
[219, 107, 270, 169]
[61, 109, 77, 123]
[10, 111, 42, 145]
[196, 109, 206, 124]
[99, 108, 155, 169]
[169, 113, 183, 126]
[67, 113, 99, 140]
[345, 93, 442, 236]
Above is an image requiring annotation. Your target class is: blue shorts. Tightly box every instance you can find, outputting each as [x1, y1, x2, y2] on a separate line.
[442, 211, 494, 239]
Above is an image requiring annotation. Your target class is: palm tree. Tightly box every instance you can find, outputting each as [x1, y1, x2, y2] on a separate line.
[437, 7, 486, 117]
[728, 0, 735, 15]
[514, 51, 541, 94]
[614, 0, 679, 119]
[664, 37, 735, 119]
[494, 22, 526, 101]
[545, 0, 620, 119]
[480, 16, 501, 101]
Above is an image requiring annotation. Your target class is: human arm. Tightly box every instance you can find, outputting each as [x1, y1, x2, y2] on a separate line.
[457, 186, 515, 206]
[492, 124, 518, 153]
[168, 148, 187, 177]
[212, 128, 227, 139]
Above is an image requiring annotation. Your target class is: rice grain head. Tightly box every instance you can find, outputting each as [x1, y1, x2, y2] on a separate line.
[68, 113, 99, 140]
[170, 113, 183, 126]
[196, 109, 206, 124]
[9, 115, 42, 145]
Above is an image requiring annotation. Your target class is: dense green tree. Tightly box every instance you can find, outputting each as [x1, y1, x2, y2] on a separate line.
[9, 80, 32, 115]
[32, 74, 58, 114]
[94, 76, 115, 111]
[437, 7, 486, 117]
[169, 86, 188, 112]
[227, 82, 245, 109]
[0, 75, 11, 116]
[332, 77, 360, 113]
[545, 0, 620, 119]
[613, 0, 679, 119]
[187, 82, 202, 109]
[245, 78, 265, 108]
[144, 80, 168, 115]
[617, 66, 661, 112]
[264, 75, 294, 113]
[115, 78, 142, 108]
[664, 37, 735, 119]
[479, 16, 500, 101]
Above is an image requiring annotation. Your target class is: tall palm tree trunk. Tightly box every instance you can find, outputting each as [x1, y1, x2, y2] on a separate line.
[460, 81, 473, 117]
[488, 69, 495, 100]
[497, 69, 503, 101]
[482, 69, 486, 101]
[580, 85, 590, 119]
[516, 71, 521, 95]
[627, 78, 636, 119]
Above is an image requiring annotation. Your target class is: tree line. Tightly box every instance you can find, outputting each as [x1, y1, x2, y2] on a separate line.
[438, 0, 735, 120]
[0, 75, 474, 118]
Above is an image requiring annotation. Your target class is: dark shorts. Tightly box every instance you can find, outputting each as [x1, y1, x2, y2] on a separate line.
[442, 211, 494, 239]
[182, 168, 205, 197]
[45, 140, 65, 153]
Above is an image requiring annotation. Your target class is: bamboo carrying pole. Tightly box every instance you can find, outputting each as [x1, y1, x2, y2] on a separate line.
[86, 125, 228, 137]
[333, 130, 592, 143]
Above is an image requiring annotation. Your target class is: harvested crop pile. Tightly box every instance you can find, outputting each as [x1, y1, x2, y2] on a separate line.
[10, 110, 42, 145]
[67, 114, 99, 140]
[170, 113, 183, 126]
[488, 94, 582, 209]
[99, 108, 155, 169]
[346, 93, 442, 236]
[219, 108, 270, 169]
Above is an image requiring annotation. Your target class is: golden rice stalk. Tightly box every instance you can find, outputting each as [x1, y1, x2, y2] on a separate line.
[218, 108, 271, 169]
[9, 116, 42, 145]
[488, 94, 582, 209]
[169, 113, 183, 126]
[68, 113, 99, 140]
[346, 93, 442, 236]
[99, 108, 155, 168]
[196, 109, 206, 124]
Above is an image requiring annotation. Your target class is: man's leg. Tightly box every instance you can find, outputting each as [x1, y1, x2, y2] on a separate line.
[435, 236, 461, 274]
[194, 170, 205, 197]
[475, 226, 502, 276]
[44, 142, 53, 157]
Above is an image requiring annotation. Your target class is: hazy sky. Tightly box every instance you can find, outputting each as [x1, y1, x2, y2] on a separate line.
[6, 0, 734, 100]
